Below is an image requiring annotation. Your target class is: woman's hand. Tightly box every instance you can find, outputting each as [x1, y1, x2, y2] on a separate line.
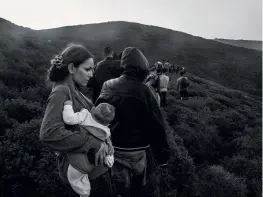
[95, 142, 108, 166]
[105, 138, 114, 155]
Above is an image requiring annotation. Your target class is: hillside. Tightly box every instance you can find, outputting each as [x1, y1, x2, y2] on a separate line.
[0, 17, 262, 96]
[214, 38, 262, 51]
[0, 17, 262, 197]
[0, 70, 261, 197]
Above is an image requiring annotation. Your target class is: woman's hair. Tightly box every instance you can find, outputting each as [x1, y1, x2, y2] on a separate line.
[47, 43, 93, 82]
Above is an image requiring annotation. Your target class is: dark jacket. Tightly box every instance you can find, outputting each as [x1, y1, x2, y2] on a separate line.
[40, 79, 108, 182]
[91, 57, 122, 103]
[96, 47, 170, 164]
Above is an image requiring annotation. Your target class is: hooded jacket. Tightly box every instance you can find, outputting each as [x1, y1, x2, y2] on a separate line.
[96, 47, 170, 164]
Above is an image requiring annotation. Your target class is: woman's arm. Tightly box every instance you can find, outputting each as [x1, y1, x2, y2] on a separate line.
[63, 102, 80, 125]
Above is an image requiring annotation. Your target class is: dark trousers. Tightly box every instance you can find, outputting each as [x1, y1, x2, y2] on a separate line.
[111, 149, 147, 197]
[180, 90, 188, 100]
[160, 91, 167, 107]
[90, 170, 116, 197]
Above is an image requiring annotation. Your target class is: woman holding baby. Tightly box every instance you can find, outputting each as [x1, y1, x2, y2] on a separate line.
[40, 44, 116, 197]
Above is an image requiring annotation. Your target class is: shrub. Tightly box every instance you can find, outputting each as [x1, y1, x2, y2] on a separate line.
[4, 98, 43, 123]
[195, 165, 248, 197]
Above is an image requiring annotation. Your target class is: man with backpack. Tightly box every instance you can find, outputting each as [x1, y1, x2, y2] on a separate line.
[177, 71, 190, 100]
[155, 61, 163, 70]
[88, 46, 122, 103]
[96, 47, 170, 197]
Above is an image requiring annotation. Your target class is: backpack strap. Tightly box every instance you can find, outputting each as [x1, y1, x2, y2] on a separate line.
[64, 83, 73, 102]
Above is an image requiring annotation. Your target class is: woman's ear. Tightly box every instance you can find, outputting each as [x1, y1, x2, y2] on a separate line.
[68, 63, 75, 74]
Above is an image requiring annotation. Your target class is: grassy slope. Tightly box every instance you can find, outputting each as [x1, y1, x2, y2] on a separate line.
[214, 39, 262, 51]
[157, 72, 261, 196]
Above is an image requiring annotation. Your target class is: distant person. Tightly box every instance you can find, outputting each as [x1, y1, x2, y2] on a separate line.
[154, 61, 163, 96]
[177, 71, 190, 100]
[112, 52, 118, 60]
[156, 61, 163, 75]
[96, 47, 170, 197]
[164, 61, 170, 71]
[159, 67, 170, 107]
[181, 66, 186, 75]
[145, 66, 161, 106]
[90, 46, 122, 103]
[175, 64, 180, 74]
[62, 101, 115, 197]
[168, 63, 173, 73]
[172, 64, 176, 74]
[169, 63, 175, 74]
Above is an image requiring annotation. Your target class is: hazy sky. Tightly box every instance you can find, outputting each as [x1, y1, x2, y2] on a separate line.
[0, 0, 262, 40]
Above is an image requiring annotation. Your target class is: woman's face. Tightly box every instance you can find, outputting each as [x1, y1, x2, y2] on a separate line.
[72, 58, 94, 87]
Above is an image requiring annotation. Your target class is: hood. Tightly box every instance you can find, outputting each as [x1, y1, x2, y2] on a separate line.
[120, 47, 150, 81]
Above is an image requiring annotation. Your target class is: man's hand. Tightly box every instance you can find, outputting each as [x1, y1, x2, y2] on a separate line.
[160, 163, 168, 168]
[95, 142, 108, 166]
[159, 163, 168, 174]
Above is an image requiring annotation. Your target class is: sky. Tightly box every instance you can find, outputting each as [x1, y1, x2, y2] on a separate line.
[0, 0, 262, 40]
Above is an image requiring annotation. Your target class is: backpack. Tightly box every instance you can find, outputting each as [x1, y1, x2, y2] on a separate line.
[181, 77, 189, 89]
[157, 63, 163, 70]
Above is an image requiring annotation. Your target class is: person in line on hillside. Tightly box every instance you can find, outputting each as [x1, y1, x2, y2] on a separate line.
[180, 66, 186, 75]
[156, 61, 163, 71]
[156, 61, 163, 76]
[168, 64, 172, 73]
[88, 46, 122, 103]
[112, 52, 118, 60]
[166, 61, 172, 73]
[40, 44, 116, 197]
[175, 64, 180, 74]
[172, 63, 176, 74]
[164, 61, 170, 71]
[159, 67, 170, 107]
[96, 47, 170, 197]
[144, 65, 161, 106]
[168, 63, 175, 74]
[62, 101, 115, 197]
[177, 71, 190, 100]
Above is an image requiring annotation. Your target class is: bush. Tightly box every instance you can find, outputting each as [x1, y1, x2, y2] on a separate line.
[223, 155, 262, 197]
[0, 119, 75, 197]
[4, 98, 43, 123]
[184, 97, 206, 112]
[195, 165, 248, 197]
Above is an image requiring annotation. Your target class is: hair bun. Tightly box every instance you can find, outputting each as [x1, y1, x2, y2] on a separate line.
[51, 55, 63, 69]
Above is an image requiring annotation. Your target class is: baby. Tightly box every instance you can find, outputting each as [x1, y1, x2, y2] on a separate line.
[63, 101, 115, 197]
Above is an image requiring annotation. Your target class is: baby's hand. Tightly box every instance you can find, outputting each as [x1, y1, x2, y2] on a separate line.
[64, 100, 72, 106]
